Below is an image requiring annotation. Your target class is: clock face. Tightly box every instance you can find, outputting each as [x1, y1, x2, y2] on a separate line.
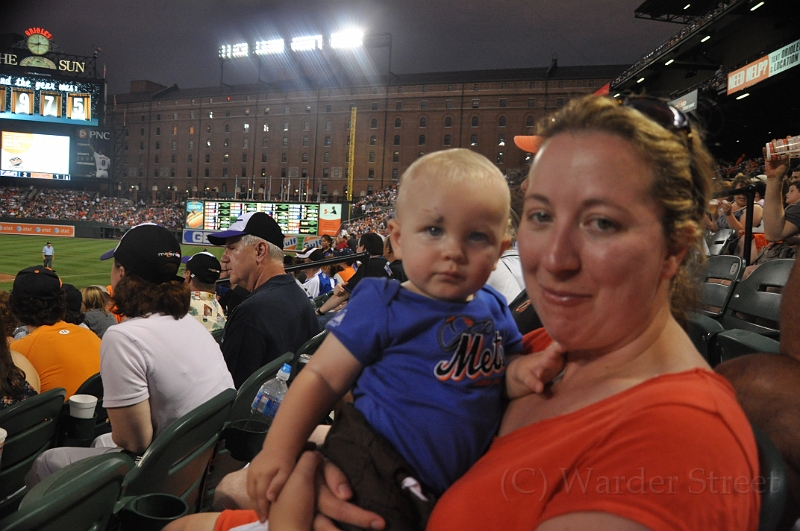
[27, 34, 50, 55]
[19, 56, 57, 69]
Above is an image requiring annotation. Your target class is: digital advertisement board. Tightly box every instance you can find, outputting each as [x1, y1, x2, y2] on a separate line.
[0, 131, 71, 180]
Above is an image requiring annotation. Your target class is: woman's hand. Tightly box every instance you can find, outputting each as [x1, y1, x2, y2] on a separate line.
[314, 457, 385, 531]
[719, 200, 733, 216]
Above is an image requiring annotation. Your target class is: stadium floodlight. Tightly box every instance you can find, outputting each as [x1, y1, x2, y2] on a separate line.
[219, 43, 249, 59]
[736, 92, 750, 100]
[636, 77, 645, 83]
[750, 1, 764, 10]
[256, 39, 285, 55]
[331, 29, 364, 49]
[683, 3, 691, 9]
[291, 35, 323, 52]
[613, 93, 621, 98]
[665, 59, 675, 66]
[701, 35, 711, 42]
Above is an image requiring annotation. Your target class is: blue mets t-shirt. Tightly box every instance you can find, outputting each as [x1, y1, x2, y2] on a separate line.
[326, 278, 523, 495]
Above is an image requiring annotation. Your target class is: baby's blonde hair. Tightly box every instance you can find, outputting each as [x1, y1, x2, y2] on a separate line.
[396, 149, 510, 219]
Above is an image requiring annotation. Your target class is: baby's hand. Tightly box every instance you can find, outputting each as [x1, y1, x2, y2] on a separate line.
[505, 341, 566, 399]
[246, 446, 297, 522]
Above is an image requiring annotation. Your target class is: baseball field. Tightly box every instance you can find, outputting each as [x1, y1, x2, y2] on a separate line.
[0, 234, 222, 292]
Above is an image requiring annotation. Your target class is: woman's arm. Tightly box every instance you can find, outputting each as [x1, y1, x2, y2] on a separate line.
[107, 399, 153, 454]
[763, 152, 792, 241]
[11, 350, 40, 392]
[247, 334, 363, 522]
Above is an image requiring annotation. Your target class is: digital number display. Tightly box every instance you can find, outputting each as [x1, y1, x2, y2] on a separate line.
[0, 74, 102, 126]
[186, 200, 320, 235]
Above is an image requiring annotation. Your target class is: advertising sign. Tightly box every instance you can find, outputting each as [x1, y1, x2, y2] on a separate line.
[0, 222, 74, 236]
[727, 38, 800, 95]
[669, 90, 698, 113]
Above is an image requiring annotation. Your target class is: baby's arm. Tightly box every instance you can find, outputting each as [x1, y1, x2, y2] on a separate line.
[505, 341, 565, 399]
[246, 334, 363, 522]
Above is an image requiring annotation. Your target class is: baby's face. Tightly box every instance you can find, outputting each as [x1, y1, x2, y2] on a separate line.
[389, 174, 509, 302]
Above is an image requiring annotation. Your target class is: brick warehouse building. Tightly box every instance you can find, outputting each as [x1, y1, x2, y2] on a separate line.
[108, 63, 625, 202]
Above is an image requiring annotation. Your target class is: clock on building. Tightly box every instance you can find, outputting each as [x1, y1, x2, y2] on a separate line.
[26, 33, 50, 55]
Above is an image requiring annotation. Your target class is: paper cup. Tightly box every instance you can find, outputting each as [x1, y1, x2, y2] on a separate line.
[69, 394, 98, 419]
[0, 427, 6, 466]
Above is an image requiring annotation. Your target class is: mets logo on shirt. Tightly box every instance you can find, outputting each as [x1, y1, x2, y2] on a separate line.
[434, 315, 505, 382]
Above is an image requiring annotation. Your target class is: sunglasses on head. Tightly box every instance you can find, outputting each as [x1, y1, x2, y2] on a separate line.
[618, 96, 691, 133]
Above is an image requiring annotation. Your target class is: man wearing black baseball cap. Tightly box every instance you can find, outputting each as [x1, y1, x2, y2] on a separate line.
[183, 252, 226, 333]
[207, 212, 320, 387]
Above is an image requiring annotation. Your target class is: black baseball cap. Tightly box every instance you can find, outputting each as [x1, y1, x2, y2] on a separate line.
[13, 266, 62, 301]
[100, 223, 183, 284]
[62, 284, 83, 312]
[206, 212, 285, 249]
[185, 252, 222, 284]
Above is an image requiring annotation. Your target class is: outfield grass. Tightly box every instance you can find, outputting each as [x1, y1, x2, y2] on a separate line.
[0, 234, 222, 292]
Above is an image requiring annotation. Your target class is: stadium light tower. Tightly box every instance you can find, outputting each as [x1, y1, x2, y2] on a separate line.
[330, 29, 364, 49]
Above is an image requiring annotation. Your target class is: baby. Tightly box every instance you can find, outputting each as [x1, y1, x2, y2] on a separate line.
[248, 149, 558, 530]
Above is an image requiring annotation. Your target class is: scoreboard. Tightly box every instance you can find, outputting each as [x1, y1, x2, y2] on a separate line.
[186, 200, 320, 236]
[0, 73, 102, 127]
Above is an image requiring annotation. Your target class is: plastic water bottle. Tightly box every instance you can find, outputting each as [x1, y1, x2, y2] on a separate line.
[251, 363, 292, 424]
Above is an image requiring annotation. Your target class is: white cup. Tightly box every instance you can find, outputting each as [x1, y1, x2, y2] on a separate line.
[0, 427, 7, 466]
[69, 394, 98, 419]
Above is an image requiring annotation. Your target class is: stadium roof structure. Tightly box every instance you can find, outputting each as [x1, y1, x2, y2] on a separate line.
[635, 0, 724, 23]
[615, 0, 800, 161]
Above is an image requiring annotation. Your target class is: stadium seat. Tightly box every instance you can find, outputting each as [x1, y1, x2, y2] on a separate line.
[752, 424, 787, 531]
[0, 453, 131, 531]
[54, 373, 110, 447]
[200, 351, 295, 510]
[707, 228, 737, 256]
[720, 259, 794, 337]
[716, 329, 781, 364]
[696, 255, 744, 318]
[116, 388, 236, 514]
[0, 388, 66, 518]
[289, 330, 328, 383]
[685, 312, 724, 366]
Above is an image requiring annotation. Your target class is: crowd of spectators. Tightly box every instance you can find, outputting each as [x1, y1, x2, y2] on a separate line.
[0, 187, 185, 230]
[614, 2, 733, 86]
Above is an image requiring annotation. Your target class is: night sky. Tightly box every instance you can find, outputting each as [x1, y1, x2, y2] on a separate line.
[2, 0, 678, 95]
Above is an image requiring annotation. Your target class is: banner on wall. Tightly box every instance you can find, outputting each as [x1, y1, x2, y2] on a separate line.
[318, 203, 342, 236]
[0, 222, 74, 236]
[727, 38, 800, 95]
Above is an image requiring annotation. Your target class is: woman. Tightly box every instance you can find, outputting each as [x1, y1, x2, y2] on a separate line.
[25, 224, 234, 486]
[80, 285, 117, 338]
[0, 308, 38, 410]
[0, 290, 40, 397]
[167, 96, 759, 531]
[711, 174, 763, 233]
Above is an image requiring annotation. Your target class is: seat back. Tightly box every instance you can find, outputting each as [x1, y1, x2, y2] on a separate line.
[228, 351, 294, 423]
[55, 373, 110, 446]
[707, 228, 736, 256]
[751, 424, 787, 531]
[0, 388, 66, 513]
[0, 454, 131, 531]
[685, 312, 724, 366]
[721, 259, 794, 336]
[121, 388, 236, 512]
[288, 330, 328, 383]
[696, 255, 744, 318]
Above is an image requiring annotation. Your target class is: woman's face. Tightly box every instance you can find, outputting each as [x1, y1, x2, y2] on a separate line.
[518, 132, 681, 352]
